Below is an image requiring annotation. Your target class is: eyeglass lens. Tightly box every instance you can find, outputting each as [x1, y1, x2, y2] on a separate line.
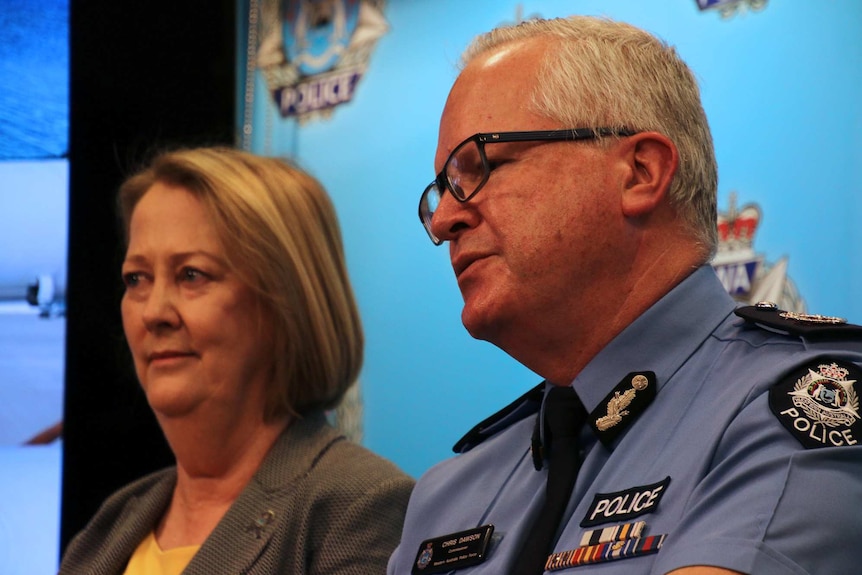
[447, 138, 487, 201]
[419, 128, 634, 245]
[419, 138, 486, 238]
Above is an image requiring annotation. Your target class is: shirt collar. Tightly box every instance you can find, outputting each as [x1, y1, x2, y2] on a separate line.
[571, 265, 737, 414]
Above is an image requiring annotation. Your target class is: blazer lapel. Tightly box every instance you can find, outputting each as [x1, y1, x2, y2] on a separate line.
[183, 412, 340, 575]
[97, 471, 175, 574]
[182, 480, 280, 575]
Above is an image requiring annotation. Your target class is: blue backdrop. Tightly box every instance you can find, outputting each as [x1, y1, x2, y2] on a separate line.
[239, 0, 862, 477]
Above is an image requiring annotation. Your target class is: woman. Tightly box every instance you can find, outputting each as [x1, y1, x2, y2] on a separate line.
[59, 147, 414, 574]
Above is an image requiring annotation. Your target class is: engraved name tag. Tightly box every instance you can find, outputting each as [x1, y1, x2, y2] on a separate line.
[412, 525, 495, 574]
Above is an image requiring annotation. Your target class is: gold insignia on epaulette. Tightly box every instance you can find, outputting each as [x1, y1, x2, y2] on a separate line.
[596, 389, 636, 431]
[779, 311, 847, 325]
[590, 372, 657, 447]
[596, 375, 649, 431]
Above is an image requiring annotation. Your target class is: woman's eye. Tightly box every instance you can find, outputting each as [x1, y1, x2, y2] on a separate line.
[122, 272, 140, 288]
[180, 267, 206, 283]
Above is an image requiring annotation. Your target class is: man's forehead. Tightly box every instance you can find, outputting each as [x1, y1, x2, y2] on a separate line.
[473, 41, 525, 70]
[436, 47, 552, 151]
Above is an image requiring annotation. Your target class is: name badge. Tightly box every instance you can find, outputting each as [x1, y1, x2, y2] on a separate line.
[412, 525, 495, 574]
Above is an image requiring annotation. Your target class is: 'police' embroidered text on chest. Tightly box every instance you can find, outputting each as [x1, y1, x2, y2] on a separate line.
[581, 477, 671, 527]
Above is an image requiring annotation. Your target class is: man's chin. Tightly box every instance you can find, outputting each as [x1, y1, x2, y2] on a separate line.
[460, 303, 502, 344]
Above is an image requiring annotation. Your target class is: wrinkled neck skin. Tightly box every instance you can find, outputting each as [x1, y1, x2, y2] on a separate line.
[154, 409, 291, 548]
[486, 219, 705, 387]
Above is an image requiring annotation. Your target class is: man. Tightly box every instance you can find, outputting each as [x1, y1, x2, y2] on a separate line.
[388, 15, 862, 575]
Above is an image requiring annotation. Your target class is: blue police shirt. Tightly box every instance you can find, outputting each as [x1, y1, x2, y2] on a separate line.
[388, 266, 862, 574]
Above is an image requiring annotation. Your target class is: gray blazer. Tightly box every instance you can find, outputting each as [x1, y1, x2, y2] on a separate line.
[59, 412, 414, 574]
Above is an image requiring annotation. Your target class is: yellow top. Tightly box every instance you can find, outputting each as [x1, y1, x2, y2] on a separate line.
[123, 531, 200, 575]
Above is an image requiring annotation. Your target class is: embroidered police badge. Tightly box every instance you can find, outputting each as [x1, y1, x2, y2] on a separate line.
[770, 359, 862, 448]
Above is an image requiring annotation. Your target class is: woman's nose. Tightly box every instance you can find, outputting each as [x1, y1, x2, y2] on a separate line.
[141, 280, 180, 331]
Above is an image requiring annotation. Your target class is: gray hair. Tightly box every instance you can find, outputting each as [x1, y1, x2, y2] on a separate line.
[463, 16, 718, 258]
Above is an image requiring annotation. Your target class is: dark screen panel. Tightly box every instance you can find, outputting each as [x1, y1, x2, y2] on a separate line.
[62, 0, 236, 558]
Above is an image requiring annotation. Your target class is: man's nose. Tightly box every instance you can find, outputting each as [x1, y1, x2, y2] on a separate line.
[430, 188, 480, 243]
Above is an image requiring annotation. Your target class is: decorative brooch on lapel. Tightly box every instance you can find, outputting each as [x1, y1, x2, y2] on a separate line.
[247, 510, 276, 539]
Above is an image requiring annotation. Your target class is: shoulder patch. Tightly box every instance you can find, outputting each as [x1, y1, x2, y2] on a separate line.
[769, 358, 862, 448]
[735, 302, 862, 339]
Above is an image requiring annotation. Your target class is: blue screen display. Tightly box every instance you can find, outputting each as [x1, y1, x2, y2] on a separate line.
[0, 0, 67, 572]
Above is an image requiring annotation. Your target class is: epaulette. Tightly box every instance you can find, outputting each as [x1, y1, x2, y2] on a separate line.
[735, 302, 862, 339]
[452, 383, 544, 453]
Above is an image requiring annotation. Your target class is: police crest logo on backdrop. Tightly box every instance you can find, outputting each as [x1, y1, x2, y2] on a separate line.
[695, 0, 768, 19]
[710, 192, 805, 313]
[256, 0, 389, 122]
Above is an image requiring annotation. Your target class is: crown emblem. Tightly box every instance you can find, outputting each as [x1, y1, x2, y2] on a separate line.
[710, 192, 805, 313]
[818, 363, 850, 381]
[716, 192, 760, 251]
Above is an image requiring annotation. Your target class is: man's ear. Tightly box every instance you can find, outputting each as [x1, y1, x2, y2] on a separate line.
[619, 131, 678, 218]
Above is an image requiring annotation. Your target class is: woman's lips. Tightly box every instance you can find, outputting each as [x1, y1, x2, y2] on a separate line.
[148, 350, 196, 364]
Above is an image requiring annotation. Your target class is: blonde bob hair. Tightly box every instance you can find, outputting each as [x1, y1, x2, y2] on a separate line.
[463, 16, 719, 259]
[119, 146, 363, 420]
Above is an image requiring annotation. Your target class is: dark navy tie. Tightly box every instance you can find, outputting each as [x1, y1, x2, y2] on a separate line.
[512, 386, 586, 575]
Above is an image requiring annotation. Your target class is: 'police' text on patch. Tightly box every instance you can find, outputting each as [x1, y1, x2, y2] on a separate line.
[770, 358, 861, 449]
[580, 477, 671, 528]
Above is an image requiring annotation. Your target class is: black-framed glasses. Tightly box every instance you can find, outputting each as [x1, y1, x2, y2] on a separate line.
[418, 127, 636, 245]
